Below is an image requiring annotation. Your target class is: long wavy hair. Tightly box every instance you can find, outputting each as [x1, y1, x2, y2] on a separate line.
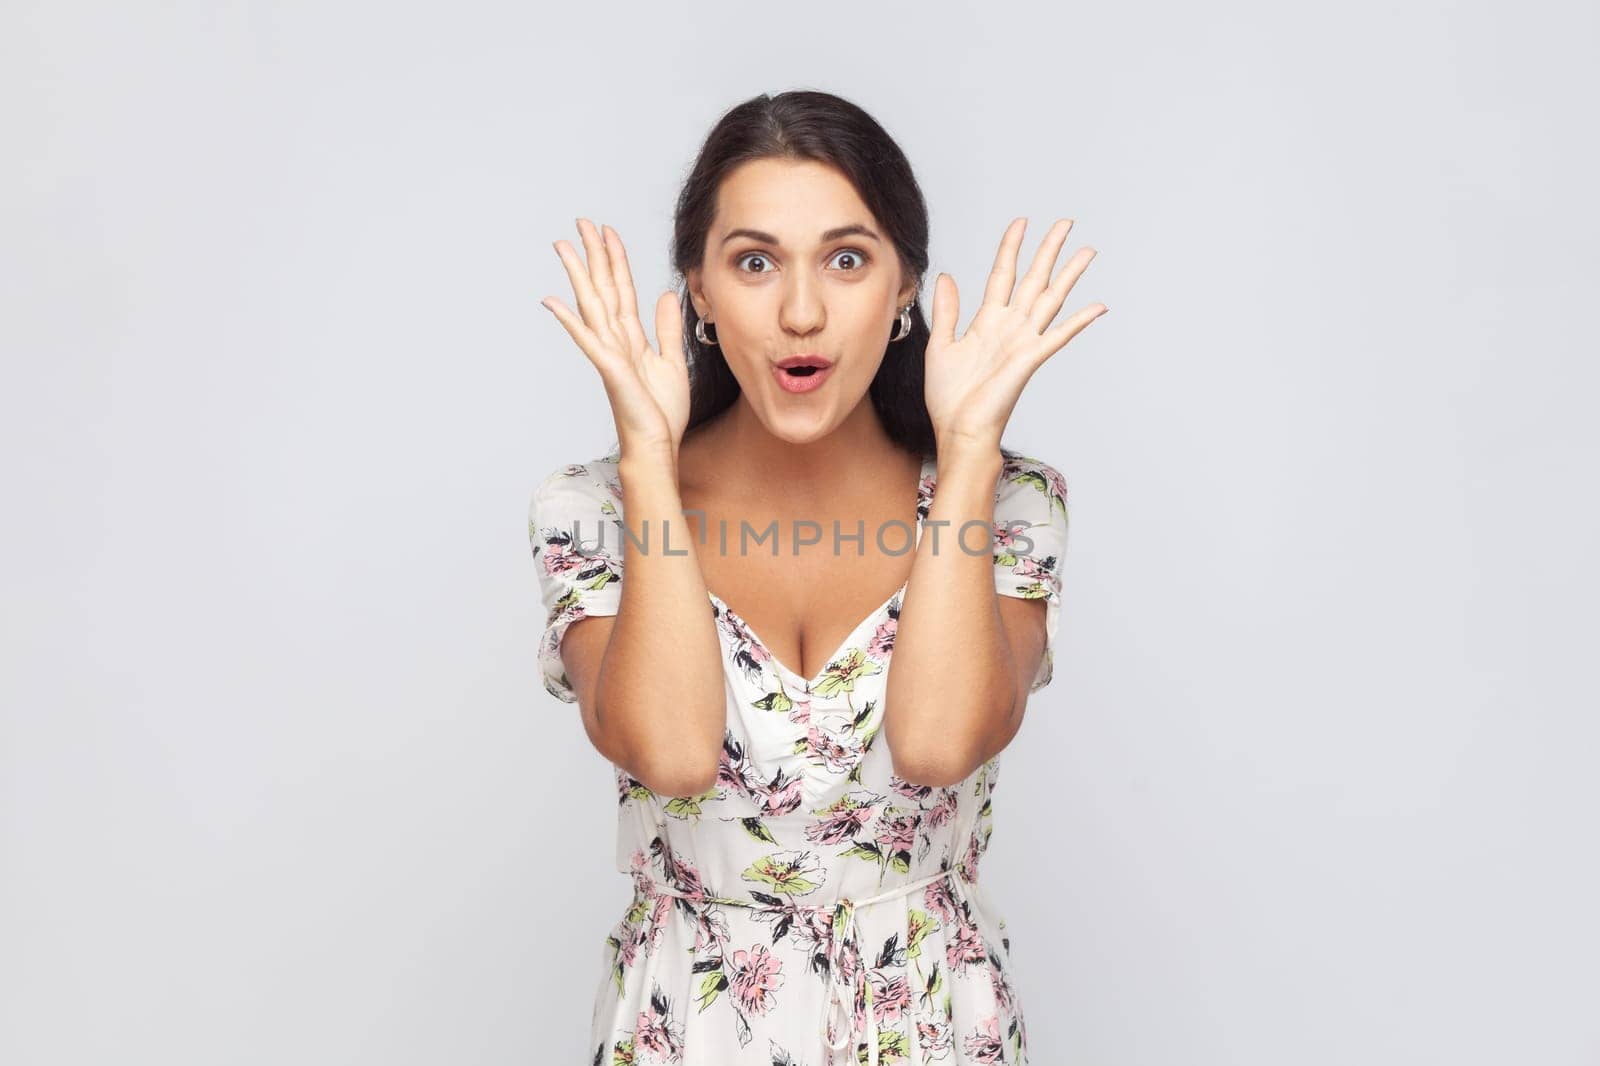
[669, 90, 937, 459]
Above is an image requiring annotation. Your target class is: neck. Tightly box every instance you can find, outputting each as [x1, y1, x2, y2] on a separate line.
[704, 394, 906, 499]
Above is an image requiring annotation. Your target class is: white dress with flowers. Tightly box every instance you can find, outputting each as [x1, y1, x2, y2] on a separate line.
[528, 445, 1069, 1066]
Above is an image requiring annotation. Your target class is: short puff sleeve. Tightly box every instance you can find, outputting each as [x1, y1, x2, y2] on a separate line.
[991, 449, 1070, 693]
[527, 458, 625, 703]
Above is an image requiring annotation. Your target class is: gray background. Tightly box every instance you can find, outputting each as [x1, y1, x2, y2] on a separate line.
[4, 1, 1596, 1063]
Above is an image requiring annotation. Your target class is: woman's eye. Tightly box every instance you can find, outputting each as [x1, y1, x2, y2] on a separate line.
[828, 248, 869, 271]
[735, 253, 772, 274]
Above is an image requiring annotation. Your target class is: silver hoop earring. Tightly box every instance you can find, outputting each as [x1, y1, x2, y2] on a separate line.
[889, 306, 913, 343]
[694, 318, 718, 346]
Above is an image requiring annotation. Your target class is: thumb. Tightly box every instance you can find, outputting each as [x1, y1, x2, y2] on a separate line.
[929, 272, 958, 347]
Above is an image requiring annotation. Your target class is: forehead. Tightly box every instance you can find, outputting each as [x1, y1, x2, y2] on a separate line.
[714, 158, 876, 244]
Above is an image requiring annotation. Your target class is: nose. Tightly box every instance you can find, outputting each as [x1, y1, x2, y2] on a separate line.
[778, 271, 825, 337]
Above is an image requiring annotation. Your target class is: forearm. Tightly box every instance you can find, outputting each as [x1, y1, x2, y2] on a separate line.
[883, 440, 1017, 786]
[593, 446, 725, 793]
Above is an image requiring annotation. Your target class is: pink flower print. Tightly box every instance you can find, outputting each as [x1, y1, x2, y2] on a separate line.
[806, 792, 877, 846]
[719, 611, 770, 662]
[946, 912, 987, 972]
[867, 969, 912, 1024]
[1012, 553, 1056, 589]
[617, 929, 640, 969]
[756, 771, 806, 817]
[633, 986, 685, 1063]
[716, 741, 757, 797]
[988, 954, 1016, 1016]
[807, 715, 865, 775]
[992, 521, 1030, 558]
[959, 828, 990, 881]
[662, 849, 706, 898]
[924, 877, 958, 923]
[541, 540, 592, 579]
[1039, 463, 1069, 509]
[727, 943, 785, 1016]
[962, 1014, 1004, 1063]
[644, 892, 672, 950]
[781, 696, 813, 735]
[925, 788, 958, 828]
[874, 808, 919, 855]
[866, 615, 897, 658]
[915, 1013, 952, 1056]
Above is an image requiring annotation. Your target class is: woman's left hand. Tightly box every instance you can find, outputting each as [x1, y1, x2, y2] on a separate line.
[923, 217, 1107, 452]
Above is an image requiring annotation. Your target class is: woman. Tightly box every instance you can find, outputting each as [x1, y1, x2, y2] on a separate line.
[529, 90, 1103, 1066]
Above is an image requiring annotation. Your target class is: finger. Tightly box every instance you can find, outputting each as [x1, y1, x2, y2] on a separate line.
[1012, 218, 1074, 316]
[576, 218, 620, 322]
[1030, 302, 1109, 369]
[604, 225, 649, 355]
[1028, 246, 1097, 335]
[980, 217, 1028, 308]
[655, 290, 686, 369]
[553, 238, 610, 333]
[928, 272, 958, 347]
[540, 295, 606, 366]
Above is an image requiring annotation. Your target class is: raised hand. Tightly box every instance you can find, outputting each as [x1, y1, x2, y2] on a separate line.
[541, 218, 690, 458]
[923, 217, 1107, 452]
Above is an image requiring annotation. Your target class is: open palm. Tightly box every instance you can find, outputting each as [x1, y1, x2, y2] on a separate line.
[924, 217, 1107, 450]
[542, 219, 690, 456]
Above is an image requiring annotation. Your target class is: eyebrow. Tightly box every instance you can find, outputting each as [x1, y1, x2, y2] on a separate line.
[720, 224, 882, 247]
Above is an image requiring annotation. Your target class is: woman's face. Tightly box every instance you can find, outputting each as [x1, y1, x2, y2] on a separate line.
[687, 157, 916, 444]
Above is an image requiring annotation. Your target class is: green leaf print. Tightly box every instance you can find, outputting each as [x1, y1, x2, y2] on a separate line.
[905, 909, 934, 960]
[874, 1027, 909, 1064]
[842, 841, 883, 865]
[607, 935, 626, 997]
[752, 689, 794, 713]
[663, 785, 718, 819]
[611, 1037, 635, 1066]
[695, 968, 727, 1012]
[740, 817, 778, 844]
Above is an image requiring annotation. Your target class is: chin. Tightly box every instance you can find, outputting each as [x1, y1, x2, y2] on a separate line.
[758, 405, 838, 445]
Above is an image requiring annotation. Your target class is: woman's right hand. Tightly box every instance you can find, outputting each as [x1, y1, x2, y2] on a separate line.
[541, 218, 690, 459]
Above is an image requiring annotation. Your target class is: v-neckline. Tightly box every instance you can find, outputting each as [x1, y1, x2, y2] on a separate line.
[706, 454, 935, 692]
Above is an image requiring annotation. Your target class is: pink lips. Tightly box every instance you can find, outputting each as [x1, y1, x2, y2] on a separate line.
[772, 354, 834, 394]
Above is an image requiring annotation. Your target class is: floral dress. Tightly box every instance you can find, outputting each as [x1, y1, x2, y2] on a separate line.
[527, 445, 1069, 1066]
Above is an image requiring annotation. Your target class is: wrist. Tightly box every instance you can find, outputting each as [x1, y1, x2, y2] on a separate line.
[934, 431, 1003, 471]
[618, 437, 679, 473]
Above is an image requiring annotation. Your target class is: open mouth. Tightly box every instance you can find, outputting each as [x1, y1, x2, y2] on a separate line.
[772, 359, 834, 393]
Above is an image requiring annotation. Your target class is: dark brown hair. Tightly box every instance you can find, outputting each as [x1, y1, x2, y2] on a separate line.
[669, 90, 937, 458]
